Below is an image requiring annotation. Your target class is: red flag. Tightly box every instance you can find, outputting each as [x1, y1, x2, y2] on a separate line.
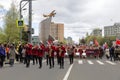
[94, 39, 99, 46]
[116, 39, 120, 45]
[47, 35, 55, 44]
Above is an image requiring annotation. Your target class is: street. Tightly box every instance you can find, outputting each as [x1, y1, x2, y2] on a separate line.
[0, 58, 120, 80]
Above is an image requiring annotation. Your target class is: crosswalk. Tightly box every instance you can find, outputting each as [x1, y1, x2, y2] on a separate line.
[77, 60, 118, 65]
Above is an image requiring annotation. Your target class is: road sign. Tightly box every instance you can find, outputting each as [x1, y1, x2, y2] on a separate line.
[16, 20, 24, 27]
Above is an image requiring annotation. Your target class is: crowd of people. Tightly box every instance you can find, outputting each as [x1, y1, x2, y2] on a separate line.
[0, 42, 120, 69]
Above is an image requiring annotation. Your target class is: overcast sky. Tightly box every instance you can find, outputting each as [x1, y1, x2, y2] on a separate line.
[1, 0, 120, 42]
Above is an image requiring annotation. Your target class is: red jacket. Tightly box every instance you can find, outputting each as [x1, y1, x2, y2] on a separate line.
[37, 48, 43, 57]
[60, 46, 66, 57]
[26, 45, 32, 55]
[51, 45, 55, 57]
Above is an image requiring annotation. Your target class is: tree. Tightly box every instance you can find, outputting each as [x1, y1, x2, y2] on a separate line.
[80, 38, 86, 44]
[3, 2, 20, 43]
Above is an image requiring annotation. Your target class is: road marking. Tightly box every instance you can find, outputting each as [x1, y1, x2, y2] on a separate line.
[96, 60, 104, 65]
[78, 60, 83, 64]
[63, 64, 73, 80]
[106, 61, 116, 65]
[87, 60, 94, 64]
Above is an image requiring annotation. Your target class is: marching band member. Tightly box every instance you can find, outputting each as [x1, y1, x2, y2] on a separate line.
[25, 43, 32, 68]
[55, 44, 60, 65]
[32, 45, 38, 65]
[37, 44, 45, 69]
[59, 45, 66, 69]
[45, 45, 49, 65]
[48, 44, 55, 69]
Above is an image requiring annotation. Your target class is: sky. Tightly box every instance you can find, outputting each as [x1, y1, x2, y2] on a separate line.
[1, 0, 120, 42]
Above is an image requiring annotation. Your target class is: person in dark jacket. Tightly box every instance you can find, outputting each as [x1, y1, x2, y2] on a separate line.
[0, 44, 6, 68]
[109, 46, 115, 61]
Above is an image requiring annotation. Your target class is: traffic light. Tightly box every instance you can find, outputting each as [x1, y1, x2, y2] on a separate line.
[16, 20, 24, 27]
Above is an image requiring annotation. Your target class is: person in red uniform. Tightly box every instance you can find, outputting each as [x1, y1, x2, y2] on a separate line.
[45, 45, 49, 65]
[78, 47, 83, 58]
[25, 43, 32, 68]
[59, 44, 66, 69]
[32, 45, 38, 65]
[37, 44, 44, 69]
[48, 44, 55, 69]
[55, 44, 60, 65]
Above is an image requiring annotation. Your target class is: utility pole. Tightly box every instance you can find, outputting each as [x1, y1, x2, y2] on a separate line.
[28, 0, 32, 43]
[19, 0, 23, 42]
[19, 0, 33, 43]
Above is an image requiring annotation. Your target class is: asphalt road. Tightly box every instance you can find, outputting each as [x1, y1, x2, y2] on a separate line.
[0, 58, 120, 80]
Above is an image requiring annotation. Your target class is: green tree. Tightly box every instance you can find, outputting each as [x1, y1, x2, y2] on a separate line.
[80, 38, 86, 44]
[3, 2, 20, 43]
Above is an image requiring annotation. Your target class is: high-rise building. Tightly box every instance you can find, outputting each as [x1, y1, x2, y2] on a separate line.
[39, 18, 64, 43]
[50, 22, 64, 42]
[104, 23, 120, 37]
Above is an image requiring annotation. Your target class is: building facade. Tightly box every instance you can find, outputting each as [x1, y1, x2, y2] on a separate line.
[50, 22, 64, 42]
[104, 23, 120, 37]
[39, 18, 64, 43]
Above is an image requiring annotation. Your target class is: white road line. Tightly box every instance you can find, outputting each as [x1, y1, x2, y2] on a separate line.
[106, 61, 116, 65]
[96, 60, 104, 65]
[78, 60, 83, 64]
[87, 60, 94, 64]
[63, 64, 73, 80]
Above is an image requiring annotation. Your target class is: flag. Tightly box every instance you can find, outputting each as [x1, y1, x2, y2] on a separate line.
[94, 39, 99, 47]
[116, 39, 120, 45]
[47, 35, 55, 44]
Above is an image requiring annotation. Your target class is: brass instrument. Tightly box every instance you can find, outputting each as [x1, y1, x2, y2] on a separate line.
[49, 48, 52, 57]
[59, 48, 62, 56]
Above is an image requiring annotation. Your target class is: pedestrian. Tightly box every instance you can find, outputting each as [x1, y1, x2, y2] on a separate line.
[0, 43, 6, 68]
[18, 44, 23, 63]
[99, 46, 104, 59]
[9, 44, 16, 67]
[37, 44, 44, 69]
[56, 44, 60, 65]
[5, 44, 10, 60]
[45, 45, 49, 65]
[109, 46, 115, 61]
[25, 43, 32, 68]
[114, 46, 120, 61]
[48, 45, 55, 69]
[59, 45, 66, 69]
[21, 45, 26, 64]
[67, 46, 75, 64]
[105, 47, 110, 59]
